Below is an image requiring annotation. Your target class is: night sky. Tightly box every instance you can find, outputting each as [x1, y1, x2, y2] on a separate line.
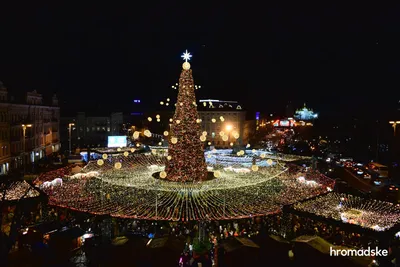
[1, 3, 400, 119]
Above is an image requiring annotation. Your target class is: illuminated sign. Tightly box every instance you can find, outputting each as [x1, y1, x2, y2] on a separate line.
[273, 119, 295, 127]
[107, 136, 127, 148]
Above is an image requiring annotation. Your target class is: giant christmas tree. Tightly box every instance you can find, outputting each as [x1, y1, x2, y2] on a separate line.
[165, 50, 208, 182]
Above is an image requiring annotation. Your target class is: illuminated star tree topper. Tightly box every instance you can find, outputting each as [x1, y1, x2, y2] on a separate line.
[181, 49, 192, 62]
[181, 50, 192, 70]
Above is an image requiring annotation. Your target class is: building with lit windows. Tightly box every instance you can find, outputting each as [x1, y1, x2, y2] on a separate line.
[0, 81, 60, 174]
[61, 112, 124, 150]
[198, 99, 245, 148]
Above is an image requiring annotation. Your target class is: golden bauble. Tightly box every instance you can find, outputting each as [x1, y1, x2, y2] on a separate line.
[160, 171, 167, 179]
[182, 61, 191, 70]
[114, 162, 122, 169]
[102, 154, 108, 159]
[97, 159, 104, 166]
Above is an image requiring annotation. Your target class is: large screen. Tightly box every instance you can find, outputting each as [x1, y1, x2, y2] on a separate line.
[107, 136, 127, 148]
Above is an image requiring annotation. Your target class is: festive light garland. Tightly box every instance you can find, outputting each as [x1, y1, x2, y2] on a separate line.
[292, 192, 400, 231]
[34, 151, 334, 221]
[0, 180, 40, 201]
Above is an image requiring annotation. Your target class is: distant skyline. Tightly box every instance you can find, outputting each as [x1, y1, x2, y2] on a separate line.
[1, 3, 400, 119]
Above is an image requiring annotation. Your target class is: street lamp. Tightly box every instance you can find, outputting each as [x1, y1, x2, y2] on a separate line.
[389, 121, 400, 136]
[22, 124, 32, 175]
[68, 123, 75, 154]
[225, 124, 233, 147]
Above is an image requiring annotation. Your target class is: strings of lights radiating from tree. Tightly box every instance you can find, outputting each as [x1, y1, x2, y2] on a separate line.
[34, 152, 334, 221]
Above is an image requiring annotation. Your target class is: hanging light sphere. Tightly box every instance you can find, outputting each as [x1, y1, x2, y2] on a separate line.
[202, 131, 207, 136]
[214, 171, 221, 178]
[133, 131, 140, 139]
[230, 142, 234, 146]
[211, 118, 216, 123]
[160, 171, 167, 179]
[156, 114, 160, 119]
[123, 151, 129, 157]
[144, 130, 151, 137]
[260, 153, 266, 158]
[171, 137, 178, 144]
[130, 148, 136, 153]
[117, 148, 121, 152]
[200, 135, 206, 142]
[222, 135, 228, 141]
[114, 162, 122, 169]
[267, 159, 273, 165]
[97, 159, 104, 166]
[163, 131, 169, 136]
[196, 119, 201, 123]
[148, 117, 152, 122]
[251, 165, 259, 172]
[219, 131, 225, 137]
[208, 142, 211, 145]
[102, 154, 108, 159]
[167, 155, 172, 160]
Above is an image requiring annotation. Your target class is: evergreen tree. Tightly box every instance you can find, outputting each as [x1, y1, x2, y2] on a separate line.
[165, 53, 207, 182]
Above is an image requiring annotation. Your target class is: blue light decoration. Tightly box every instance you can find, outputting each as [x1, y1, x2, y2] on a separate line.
[133, 100, 141, 103]
[294, 104, 318, 121]
[255, 112, 260, 120]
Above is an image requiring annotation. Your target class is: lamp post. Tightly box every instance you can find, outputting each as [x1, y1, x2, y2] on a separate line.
[68, 123, 75, 154]
[389, 121, 400, 136]
[22, 124, 32, 175]
[225, 124, 233, 148]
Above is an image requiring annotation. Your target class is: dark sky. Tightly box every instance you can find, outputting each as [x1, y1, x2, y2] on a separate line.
[1, 3, 400, 119]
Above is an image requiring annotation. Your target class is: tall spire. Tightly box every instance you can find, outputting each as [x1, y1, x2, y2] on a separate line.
[165, 50, 207, 182]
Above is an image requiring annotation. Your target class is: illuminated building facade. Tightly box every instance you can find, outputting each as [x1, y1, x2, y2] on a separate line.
[198, 99, 245, 148]
[294, 103, 318, 121]
[0, 82, 60, 174]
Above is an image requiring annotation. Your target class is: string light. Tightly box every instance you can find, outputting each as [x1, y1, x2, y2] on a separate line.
[292, 193, 400, 231]
[34, 152, 333, 221]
